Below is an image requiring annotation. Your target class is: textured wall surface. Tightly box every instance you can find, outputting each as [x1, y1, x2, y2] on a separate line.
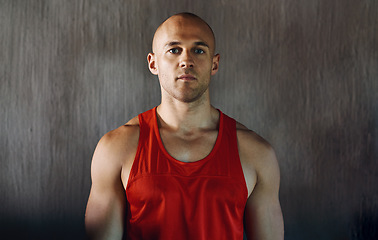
[1, 0, 377, 239]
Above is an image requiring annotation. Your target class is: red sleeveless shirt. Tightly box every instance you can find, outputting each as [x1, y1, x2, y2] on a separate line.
[125, 107, 248, 239]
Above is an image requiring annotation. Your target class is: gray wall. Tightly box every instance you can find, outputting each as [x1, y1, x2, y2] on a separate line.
[1, 0, 377, 239]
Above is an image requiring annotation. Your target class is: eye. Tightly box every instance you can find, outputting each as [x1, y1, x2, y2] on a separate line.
[168, 48, 180, 54]
[194, 49, 205, 54]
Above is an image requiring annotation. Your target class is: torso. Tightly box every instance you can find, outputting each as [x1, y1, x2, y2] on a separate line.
[123, 107, 250, 239]
[119, 109, 258, 198]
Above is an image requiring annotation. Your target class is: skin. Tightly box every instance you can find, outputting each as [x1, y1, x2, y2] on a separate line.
[85, 13, 284, 240]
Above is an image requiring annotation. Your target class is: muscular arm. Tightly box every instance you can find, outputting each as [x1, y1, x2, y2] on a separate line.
[85, 124, 139, 240]
[238, 128, 284, 240]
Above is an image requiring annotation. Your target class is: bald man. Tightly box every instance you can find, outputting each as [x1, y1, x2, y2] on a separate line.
[85, 12, 284, 240]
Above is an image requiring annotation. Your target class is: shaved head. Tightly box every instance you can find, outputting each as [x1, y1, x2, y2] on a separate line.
[152, 12, 216, 54]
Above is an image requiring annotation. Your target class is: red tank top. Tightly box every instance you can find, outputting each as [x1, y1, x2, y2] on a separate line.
[125, 107, 248, 240]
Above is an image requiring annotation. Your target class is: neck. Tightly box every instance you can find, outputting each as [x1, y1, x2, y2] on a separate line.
[157, 94, 218, 132]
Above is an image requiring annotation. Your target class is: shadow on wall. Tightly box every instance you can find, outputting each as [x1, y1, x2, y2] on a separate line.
[351, 209, 378, 240]
[0, 215, 85, 240]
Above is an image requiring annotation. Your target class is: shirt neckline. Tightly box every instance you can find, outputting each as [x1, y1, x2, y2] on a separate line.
[152, 106, 224, 166]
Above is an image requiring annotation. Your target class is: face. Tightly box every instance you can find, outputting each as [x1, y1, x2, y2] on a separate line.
[148, 15, 220, 103]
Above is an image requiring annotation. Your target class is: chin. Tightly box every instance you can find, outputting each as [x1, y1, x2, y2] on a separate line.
[175, 93, 205, 103]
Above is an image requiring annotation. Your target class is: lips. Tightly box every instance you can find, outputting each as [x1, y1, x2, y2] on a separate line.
[177, 74, 197, 81]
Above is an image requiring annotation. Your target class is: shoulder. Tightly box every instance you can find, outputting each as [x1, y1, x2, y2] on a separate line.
[99, 116, 139, 150]
[103, 116, 140, 145]
[235, 121, 280, 196]
[236, 121, 275, 160]
[92, 116, 140, 169]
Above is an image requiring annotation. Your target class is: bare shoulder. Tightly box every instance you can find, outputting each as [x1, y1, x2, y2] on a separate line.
[236, 121, 275, 159]
[96, 116, 140, 159]
[104, 115, 140, 143]
[91, 116, 140, 179]
[235, 121, 280, 196]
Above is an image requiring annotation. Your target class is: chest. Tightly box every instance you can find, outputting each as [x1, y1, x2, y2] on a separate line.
[127, 174, 247, 212]
[159, 129, 218, 163]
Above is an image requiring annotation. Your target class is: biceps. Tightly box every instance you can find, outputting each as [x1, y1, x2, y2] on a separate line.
[244, 190, 283, 240]
[85, 185, 126, 239]
[86, 184, 126, 216]
[86, 150, 127, 227]
[86, 157, 127, 238]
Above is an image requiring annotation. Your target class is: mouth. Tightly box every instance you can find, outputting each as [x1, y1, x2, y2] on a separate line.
[177, 74, 197, 81]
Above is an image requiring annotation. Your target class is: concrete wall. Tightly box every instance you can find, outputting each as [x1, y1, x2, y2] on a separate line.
[1, 0, 377, 239]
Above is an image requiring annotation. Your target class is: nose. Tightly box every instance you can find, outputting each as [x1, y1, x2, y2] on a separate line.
[179, 50, 194, 68]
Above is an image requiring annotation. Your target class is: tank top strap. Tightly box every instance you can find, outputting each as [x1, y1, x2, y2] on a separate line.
[219, 111, 238, 155]
[127, 107, 157, 186]
[218, 112, 247, 186]
[137, 107, 156, 132]
[220, 111, 236, 135]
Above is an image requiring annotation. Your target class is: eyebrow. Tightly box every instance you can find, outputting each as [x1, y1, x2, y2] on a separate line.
[164, 41, 210, 49]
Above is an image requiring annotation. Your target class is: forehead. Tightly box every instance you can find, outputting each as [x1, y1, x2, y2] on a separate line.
[153, 16, 215, 52]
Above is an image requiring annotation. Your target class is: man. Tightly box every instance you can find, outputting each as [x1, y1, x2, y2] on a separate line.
[85, 12, 284, 240]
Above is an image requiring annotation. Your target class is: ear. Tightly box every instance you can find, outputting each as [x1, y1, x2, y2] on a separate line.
[147, 53, 158, 75]
[211, 54, 220, 76]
